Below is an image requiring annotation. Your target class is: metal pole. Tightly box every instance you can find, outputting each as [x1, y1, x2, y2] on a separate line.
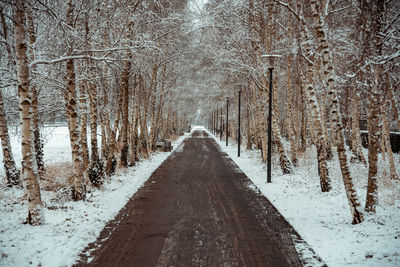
[214, 109, 216, 135]
[220, 108, 223, 140]
[216, 109, 218, 136]
[211, 113, 213, 133]
[214, 109, 218, 136]
[238, 89, 241, 157]
[226, 98, 229, 146]
[267, 67, 273, 183]
[213, 110, 215, 135]
[212, 110, 214, 135]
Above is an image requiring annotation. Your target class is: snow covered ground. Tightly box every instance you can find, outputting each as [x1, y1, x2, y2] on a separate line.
[1, 126, 399, 267]
[208, 128, 400, 267]
[0, 126, 189, 267]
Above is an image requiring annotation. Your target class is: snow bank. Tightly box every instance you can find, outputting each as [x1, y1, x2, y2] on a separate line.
[0, 127, 188, 267]
[208, 130, 400, 267]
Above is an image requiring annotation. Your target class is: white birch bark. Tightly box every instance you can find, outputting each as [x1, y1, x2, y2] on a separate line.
[0, 89, 20, 186]
[310, 0, 363, 223]
[65, 1, 85, 201]
[350, 89, 366, 165]
[14, 0, 44, 225]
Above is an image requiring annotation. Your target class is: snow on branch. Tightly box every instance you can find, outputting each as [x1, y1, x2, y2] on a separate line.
[377, 51, 400, 65]
[30, 55, 127, 67]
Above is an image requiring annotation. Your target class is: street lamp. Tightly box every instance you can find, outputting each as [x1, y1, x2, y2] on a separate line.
[237, 85, 242, 157]
[214, 109, 217, 135]
[211, 111, 214, 134]
[226, 96, 229, 146]
[220, 107, 223, 141]
[261, 54, 282, 183]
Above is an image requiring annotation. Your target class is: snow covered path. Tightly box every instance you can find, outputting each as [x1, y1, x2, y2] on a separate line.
[0, 130, 188, 267]
[209, 129, 400, 267]
[75, 128, 323, 266]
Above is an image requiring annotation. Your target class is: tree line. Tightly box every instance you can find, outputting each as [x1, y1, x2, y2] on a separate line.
[199, 0, 399, 224]
[1, 0, 399, 226]
[1, 0, 192, 225]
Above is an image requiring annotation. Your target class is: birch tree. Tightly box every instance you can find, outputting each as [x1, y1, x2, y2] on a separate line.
[0, 7, 20, 187]
[310, 0, 363, 224]
[14, 0, 44, 225]
[65, 0, 85, 201]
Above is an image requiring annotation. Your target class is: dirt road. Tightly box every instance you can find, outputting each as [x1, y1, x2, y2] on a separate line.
[76, 129, 323, 266]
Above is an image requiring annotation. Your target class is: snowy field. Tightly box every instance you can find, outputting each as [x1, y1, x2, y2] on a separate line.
[208, 129, 400, 267]
[0, 126, 189, 267]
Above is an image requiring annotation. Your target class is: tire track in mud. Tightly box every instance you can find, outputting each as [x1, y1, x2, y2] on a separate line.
[75, 129, 324, 267]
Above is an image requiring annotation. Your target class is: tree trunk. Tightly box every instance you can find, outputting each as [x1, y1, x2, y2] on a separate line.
[254, 86, 269, 163]
[102, 87, 112, 162]
[245, 90, 253, 150]
[0, 89, 20, 186]
[153, 60, 168, 147]
[381, 93, 398, 180]
[78, 82, 89, 171]
[272, 74, 292, 174]
[119, 51, 131, 168]
[318, 91, 333, 160]
[100, 115, 107, 160]
[350, 89, 366, 165]
[303, 61, 331, 192]
[365, 81, 380, 212]
[88, 83, 103, 186]
[14, 0, 44, 225]
[164, 103, 172, 140]
[26, 10, 44, 178]
[388, 89, 400, 131]
[149, 63, 159, 151]
[0, 10, 19, 186]
[311, 0, 363, 223]
[105, 109, 120, 176]
[140, 75, 150, 158]
[299, 96, 307, 153]
[133, 76, 140, 162]
[286, 56, 298, 166]
[65, 1, 85, 201]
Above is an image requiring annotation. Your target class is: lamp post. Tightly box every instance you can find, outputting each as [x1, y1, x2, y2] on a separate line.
[212, 111, 214, 134]
[261, 54, 282, 183]
[226, 96, 229, 146]
[213, 109, 215, 135]
[237, 85, 242, 157]
[211, 112, 213, 134]
[216, 108, 219, 136]
[214, 109, 218, 136]
[214, 109, 216, 135]
[220, 108, 223, 141]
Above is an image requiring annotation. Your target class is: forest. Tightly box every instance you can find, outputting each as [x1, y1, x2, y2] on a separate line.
[0, 0, 399, 266]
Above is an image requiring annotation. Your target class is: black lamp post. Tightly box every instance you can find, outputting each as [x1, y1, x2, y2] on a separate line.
[214, 109, 216, 135]
[211, 112, 213, 134]
[261, 54, 282, 183]
[220, 108, 223, 141]
[237, 85, 242, 157]
[226, 97, 229, 146]
[214, 109, 218, 136]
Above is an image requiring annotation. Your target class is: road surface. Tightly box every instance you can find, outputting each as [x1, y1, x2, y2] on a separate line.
[76, 129, 324, 266]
